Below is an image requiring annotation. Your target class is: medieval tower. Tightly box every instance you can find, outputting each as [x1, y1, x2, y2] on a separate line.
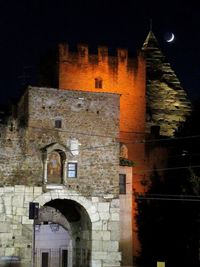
[0, 31, 191, 267]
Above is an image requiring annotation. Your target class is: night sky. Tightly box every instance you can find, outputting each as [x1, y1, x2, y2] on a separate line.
[0, 0, 200, 105]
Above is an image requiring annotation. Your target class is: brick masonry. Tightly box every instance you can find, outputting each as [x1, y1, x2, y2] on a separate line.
[0, 86, 122, 267]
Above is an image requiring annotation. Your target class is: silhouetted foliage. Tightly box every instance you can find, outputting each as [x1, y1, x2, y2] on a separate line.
[136, 98, 200, 267]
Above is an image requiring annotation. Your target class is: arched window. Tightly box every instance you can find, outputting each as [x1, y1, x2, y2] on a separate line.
[47, 151, 62, 184]
[42, 143, 71, 185]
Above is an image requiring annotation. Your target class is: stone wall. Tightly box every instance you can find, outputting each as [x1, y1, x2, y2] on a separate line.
[0, 86, 120, 196]
[0, 86, 122, 266]
[0, 186, 121, 267]
[57, 43, 146, 193]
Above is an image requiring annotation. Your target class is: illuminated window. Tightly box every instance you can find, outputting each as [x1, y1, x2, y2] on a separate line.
[119, 174, 126, 194]
[55, 119, 62, 128]
[95, 78, 103, 88]
[67, 162, 77, 178]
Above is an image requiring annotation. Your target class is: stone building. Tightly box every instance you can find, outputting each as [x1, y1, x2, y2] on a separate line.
[0, 86, 124, 267]
[0, 31, 191, 267]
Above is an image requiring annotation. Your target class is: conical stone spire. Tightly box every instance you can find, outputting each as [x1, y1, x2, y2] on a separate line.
[142, 31, 191, 136]
[142, 30, 159, 50]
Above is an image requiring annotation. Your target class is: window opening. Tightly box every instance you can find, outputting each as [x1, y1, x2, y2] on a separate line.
[55, 119, 62, 128]
[67, 162, 77, 178]
[119, 174, 126, 194]
[95, 78, 103, 89]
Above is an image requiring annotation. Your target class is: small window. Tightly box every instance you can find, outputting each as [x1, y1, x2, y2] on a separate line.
[119, 174, 126, 194]
[95, 78, 103, 89]
[67, 162, 77, 178]
[55, 119, 62, 128]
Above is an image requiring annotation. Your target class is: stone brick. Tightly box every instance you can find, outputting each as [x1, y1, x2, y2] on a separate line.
[99, 212, 110, 220]
[22, 216, 31, 225]
[102, 241, 118, 252]
[98, 203, 110, 213]
[92, 221, 102, 230]
[5, 205, 12, 215]
[92, 197, 99, 203]
[102, 231, 110, 241]
[92, 231, 102, 240]
[110, 199, 119, 208]
[92, 252, 109, 260]
[108, 222, 119, 232]
[102, 221, 108, 231]
[0, 204, 5, 213]
[110, 213, 119, 221]
[4, 187, 14, 193]
[91, 213, 100, 223]
[92, 240, 103, 251]
[0, 223, 10, 233]
[110, 230, 120, 241]
[5, 247, 15, 256]
[88, 205, 97, 214]
[0, 188, 4, 194]
[12, 195, 24, 208]
[14, 185, 25, 193]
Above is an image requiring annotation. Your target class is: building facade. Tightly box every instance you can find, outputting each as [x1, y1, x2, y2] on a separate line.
[0, 86, 122, 267]
[0, 31, 192, 267]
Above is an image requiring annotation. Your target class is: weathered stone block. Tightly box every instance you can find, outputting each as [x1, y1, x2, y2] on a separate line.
[4, 187, 14, 193]
[22, 216, 31, 225]
[110, 230, 120, 241]
[16, 207, 25, 216]
[3, 196, 12, 206]
[91, 260, 102, 267]
[102, 241, 118, 252]
[88, 205, 97, 214]
[0, 214, 6, 221]
[92, 221, 102, 230]
[108, 221, 119, 232]
[5, 205, 12, 215]
[25, 187, 34, 193]
[92, 231, 102, 240]
[5, 247, 15, 256]
[0, 204, 5, 213]
[92, 197, 99, 203]
[99, 212, 110, 220]
[98, 203, 110, 213]
[102, 221, 108, 231]
[102, 261, 120, 267]
[92, 240, 103, 251]
[110, 213, 119, 221]
[110, 199, 119, 208]
[12, 196, 23, 208]
[0, 188, 4, 195]
[102, 231, 110, 241]
[91, 213, 100, 222]
[13, 215, 22, 224]
[14, 185, 25, 193]
[0, 223, 10, 233]
[92, 251, 109, 260]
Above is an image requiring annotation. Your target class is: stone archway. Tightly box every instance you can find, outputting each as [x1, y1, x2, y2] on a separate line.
[34, 193, 93, 267]
[34, 189, 122, 267]
[34, 206, 73, 267]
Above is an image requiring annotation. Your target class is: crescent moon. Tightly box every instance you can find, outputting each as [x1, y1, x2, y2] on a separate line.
[166, 33, 175, 42]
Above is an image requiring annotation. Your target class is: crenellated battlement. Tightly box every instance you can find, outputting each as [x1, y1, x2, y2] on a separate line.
[58, 43, 140, 70]
[58, 42, 146, 136]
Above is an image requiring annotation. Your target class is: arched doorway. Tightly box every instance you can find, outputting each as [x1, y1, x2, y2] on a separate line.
[34, 199, 92, 267]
